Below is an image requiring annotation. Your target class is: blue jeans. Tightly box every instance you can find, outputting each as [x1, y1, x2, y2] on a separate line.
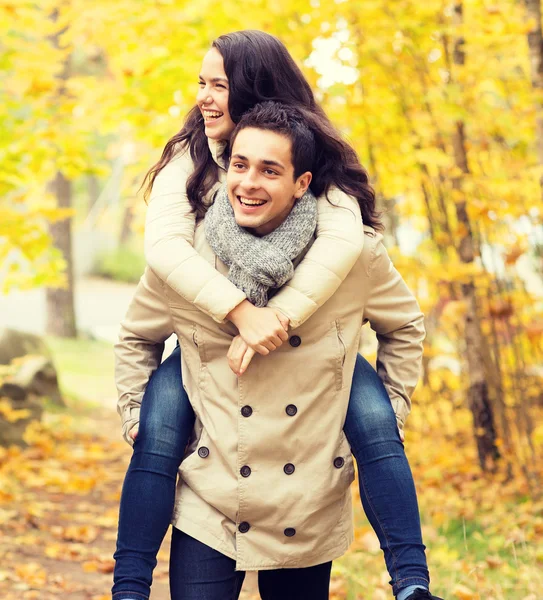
[169, 529, 332, 600]
[112, 348, 429, 599]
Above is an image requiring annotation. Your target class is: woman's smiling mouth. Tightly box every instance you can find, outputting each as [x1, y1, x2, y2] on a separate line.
[202, 109, 224, 122]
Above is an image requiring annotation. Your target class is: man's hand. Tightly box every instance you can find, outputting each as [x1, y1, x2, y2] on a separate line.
[227, 335, 256, 376]
[227, 300, 290, 355]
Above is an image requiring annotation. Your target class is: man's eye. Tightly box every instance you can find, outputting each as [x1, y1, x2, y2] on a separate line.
[264, 169, 278, 176]
[232, 163, 245, 169]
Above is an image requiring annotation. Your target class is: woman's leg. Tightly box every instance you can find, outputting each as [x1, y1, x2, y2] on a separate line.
[258, 561, 332, 600]
[344, 354, 430, 597]
[112, 344, 195, 600]
[169, 528, 245, 600]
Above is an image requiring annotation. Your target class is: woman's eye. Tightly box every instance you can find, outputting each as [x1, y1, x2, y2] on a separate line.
[232, 163, 245, 169]
[198, 81, 205, 87]
[216, 84, 226, 89]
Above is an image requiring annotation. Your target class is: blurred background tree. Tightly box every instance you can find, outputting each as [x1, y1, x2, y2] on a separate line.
[1, 0, 542, 490]
[1, 2, 543, 597]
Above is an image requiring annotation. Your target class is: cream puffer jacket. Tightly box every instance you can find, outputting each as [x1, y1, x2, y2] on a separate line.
[143, 139, 364, 328]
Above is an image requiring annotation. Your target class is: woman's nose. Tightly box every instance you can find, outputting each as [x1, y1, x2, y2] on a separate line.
[197, 87, 212, 104]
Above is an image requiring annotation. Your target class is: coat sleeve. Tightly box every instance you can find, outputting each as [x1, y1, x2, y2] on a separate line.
[144, 150, 247, 323]
[114, 267, 175, 445]
[268, 187, 364, 328]
[362, 237, 426, 431]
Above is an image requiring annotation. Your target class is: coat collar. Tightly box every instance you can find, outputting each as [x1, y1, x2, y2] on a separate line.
[208, 138, 228, 171]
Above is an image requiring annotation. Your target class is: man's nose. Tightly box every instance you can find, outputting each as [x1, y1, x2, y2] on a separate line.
[239, 169, 260, 190]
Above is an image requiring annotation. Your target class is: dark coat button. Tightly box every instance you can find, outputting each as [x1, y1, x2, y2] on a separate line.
[284, 528, 296, 537]
[285, 404, 298, 417]
[283, 463, 295, 475]
[241, 405, 253, 417]
[240, 465, 252, 477]
[198, 447, 210, 458]
[238, 522, 250, 533]
[289, 335, 302, 347]
[333, 457, 345, 468]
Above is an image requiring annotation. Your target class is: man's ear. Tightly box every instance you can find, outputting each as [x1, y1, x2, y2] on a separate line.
[294, 171, 312, 198]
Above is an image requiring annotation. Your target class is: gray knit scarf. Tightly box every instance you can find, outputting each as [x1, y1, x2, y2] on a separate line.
[204, 185, 317, 307]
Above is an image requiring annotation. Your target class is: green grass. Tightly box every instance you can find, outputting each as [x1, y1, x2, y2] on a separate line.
[92, 245, 146, 283]
[337, 504, 543, 599]
[44, 336, 116, 410]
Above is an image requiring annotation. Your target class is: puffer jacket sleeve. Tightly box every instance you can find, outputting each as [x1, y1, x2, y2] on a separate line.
[267, 187, 364, 328]
[144, 149, 247, 323]
[115, 267, 175, 445]
[362, 234, 426, 432]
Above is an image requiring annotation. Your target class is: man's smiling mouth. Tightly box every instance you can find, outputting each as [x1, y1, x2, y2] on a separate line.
[238, 196, 267, 207]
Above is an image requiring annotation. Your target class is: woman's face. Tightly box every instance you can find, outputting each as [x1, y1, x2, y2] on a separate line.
[197, 48, 236, 141]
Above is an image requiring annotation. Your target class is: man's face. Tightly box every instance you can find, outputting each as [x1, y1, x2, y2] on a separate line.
[226, 127, 312, 237]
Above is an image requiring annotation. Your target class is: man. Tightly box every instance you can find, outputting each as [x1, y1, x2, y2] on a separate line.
[115, 102, 439, 600]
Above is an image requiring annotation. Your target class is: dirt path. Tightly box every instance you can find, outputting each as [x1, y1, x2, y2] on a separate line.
[0, 405, 259, 600]
[0, 276, 138, 344]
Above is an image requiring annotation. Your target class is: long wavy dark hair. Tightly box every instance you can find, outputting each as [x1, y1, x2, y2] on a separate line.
[142, 30, 381, 229]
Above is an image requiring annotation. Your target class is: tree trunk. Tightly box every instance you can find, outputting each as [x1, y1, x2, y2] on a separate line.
[450, 1, 500, 469]
[524, 0, 543, 204]
[45, 4, 77, 338]
[46, 172, 77, 337]
[87, 174, 100, 212]
[119, 205, 134, 245]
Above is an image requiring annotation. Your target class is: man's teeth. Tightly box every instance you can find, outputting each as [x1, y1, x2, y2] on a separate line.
[239, 197, 266, 206]
[203, 110, 223, 119]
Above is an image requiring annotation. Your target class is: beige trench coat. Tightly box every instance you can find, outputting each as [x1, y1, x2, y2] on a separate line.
[115, 223, 425, 570]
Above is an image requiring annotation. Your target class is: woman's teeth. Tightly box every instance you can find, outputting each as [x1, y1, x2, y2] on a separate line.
[203, 110, 223, 120]
[239, 197, 266, 206]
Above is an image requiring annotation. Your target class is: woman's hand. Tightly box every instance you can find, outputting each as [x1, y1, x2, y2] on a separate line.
[129, 424, 139, 441]
[227, 300, 290, 355]
[227, 335, 256, 376]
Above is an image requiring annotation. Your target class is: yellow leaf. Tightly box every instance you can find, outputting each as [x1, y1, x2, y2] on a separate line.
[453, 584, 479, 599]
[62, 524, 99, 543]
[0, 399, 31, 423]
[82, 560, 98, 573]
[485, 555, 503, 569]
[14, 563, 47, 587]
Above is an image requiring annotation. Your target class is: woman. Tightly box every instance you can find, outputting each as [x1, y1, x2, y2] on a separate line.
[113, 31, 440, 600]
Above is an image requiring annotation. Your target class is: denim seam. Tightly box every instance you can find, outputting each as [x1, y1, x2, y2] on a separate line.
[395, 576, 430, 584]
[358, 463, 400, 586]
[393, 576, 431, 595]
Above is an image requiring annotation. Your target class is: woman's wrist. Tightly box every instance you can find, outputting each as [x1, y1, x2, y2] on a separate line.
[227, 299, 253, 326]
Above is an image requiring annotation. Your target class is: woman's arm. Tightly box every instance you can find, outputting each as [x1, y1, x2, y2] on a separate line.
[267, 187, 364, 328]
[144, 149, 246, 323]
[146, 157, 363, 349]
[363, 236, 426, 433]
[144, 150, 288, 354]
[115, 268, 174, 445]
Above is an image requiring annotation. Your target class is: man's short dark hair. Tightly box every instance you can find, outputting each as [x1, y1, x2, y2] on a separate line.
[230, 102, 316, 180]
